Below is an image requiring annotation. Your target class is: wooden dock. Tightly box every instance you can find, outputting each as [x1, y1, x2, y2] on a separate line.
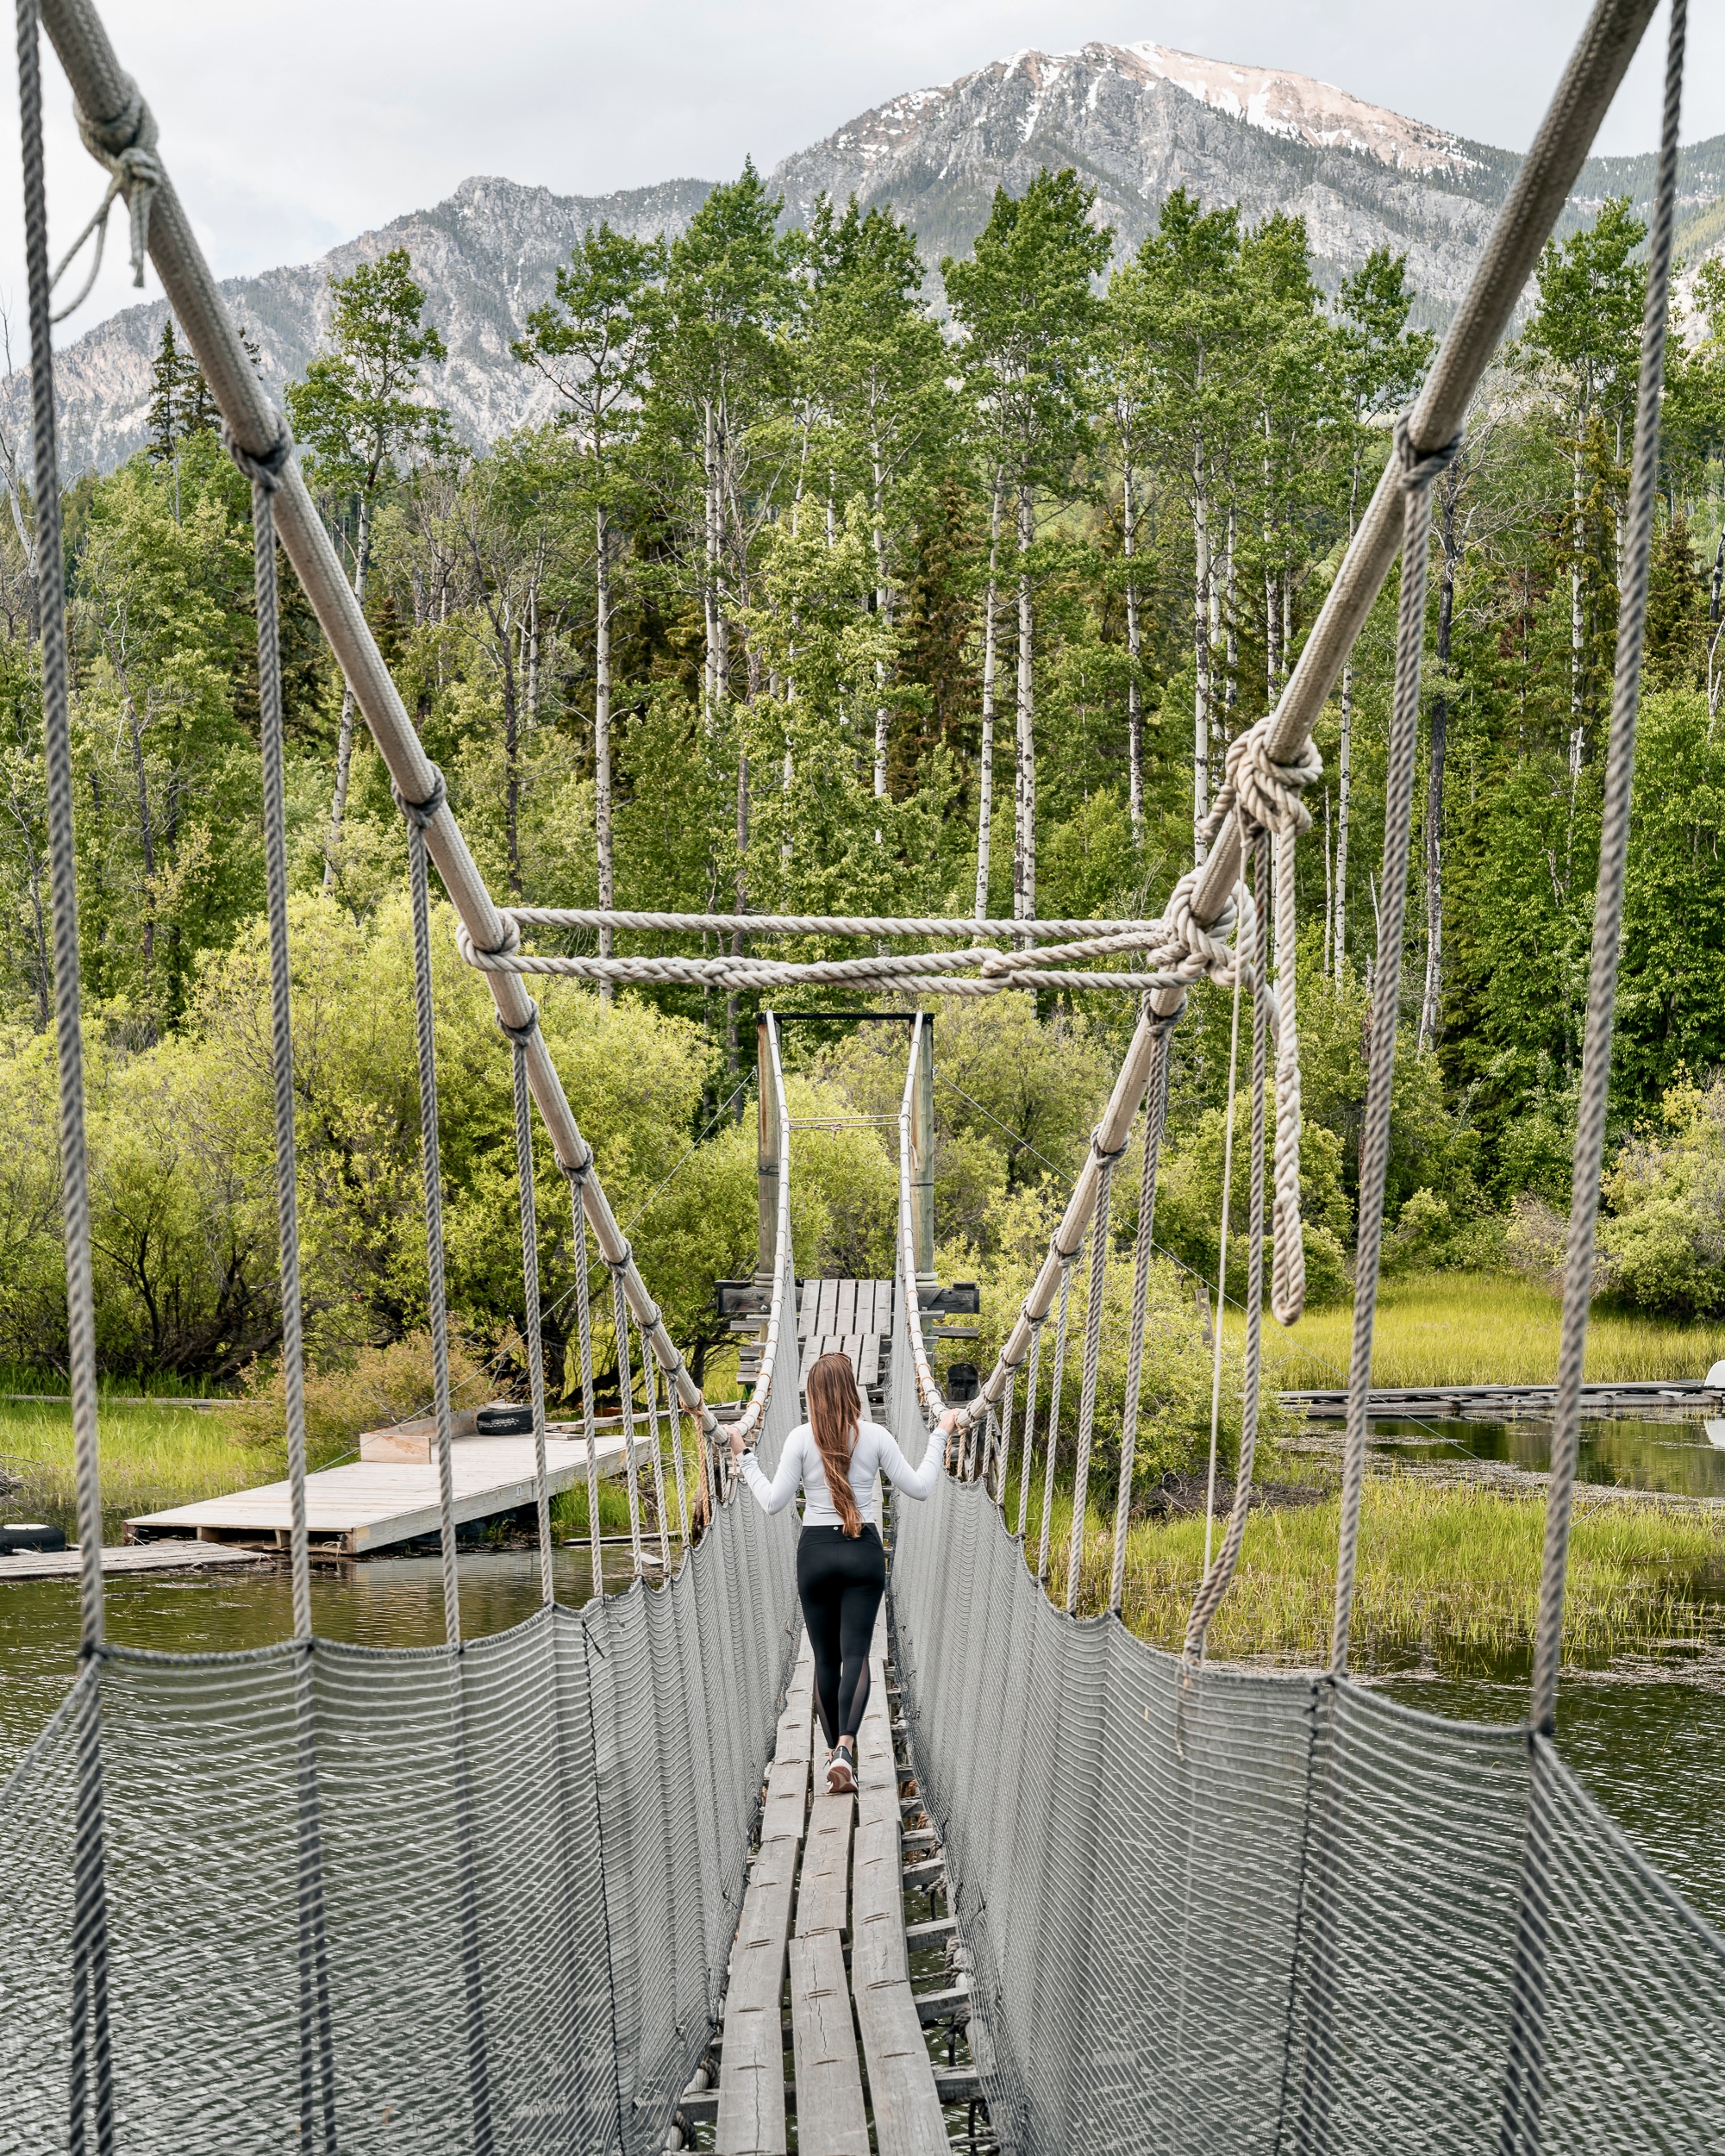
[698, 1618, 970, 2155]
[125, 1428, 653, 1557]
[0, 1540, 271, 1584]
[1283, 1379, 1722, 1422]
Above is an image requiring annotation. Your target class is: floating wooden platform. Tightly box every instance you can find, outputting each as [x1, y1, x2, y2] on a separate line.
[125, 1428, 653, 1557]
[0, 1539, 271, 1583]
[704, 1615, 962, 2156]
[1283, 1380, 1723, 1422]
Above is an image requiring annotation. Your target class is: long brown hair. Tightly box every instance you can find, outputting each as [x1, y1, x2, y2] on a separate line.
[807, 1353, 865, 1537]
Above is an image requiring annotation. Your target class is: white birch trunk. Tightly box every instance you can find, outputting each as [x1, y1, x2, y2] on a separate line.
[974, 480, 1002, 922]
[324, 491, 371, 889]
[1013, 485, 1035, 924]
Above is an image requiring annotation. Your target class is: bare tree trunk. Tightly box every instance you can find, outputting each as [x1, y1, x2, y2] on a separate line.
[1013, 485, 1035, 925]
[1569, 435, 1585, 768]
[1192, 443, 1210, 860]
[727, 746, 748, 1079]
[703, 401, 720, 724]
[125, 688, 154, 986]
[974, 481, 1002, 921]
[325, 491, 372, 888]
[502, 635, 523, 901]
[1709, 529, 1724, 736]
[1122, 466, 1143, 834]
[1224, 505, 1238, 728]
[1322, 786, 1333, 979]
[1334, 659, 1352, 977]
[594, 504, 615, 1003]
[872, 441, 890, 800]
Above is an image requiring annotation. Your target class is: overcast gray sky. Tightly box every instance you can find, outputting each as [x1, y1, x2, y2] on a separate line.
[0, 0, 1709, 346]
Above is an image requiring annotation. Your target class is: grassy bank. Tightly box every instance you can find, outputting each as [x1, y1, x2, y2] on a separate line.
[1009, 1476, 1725, 1667]
[1241, 1271, 1725, 1390]
[0, 1397, 261, 1540]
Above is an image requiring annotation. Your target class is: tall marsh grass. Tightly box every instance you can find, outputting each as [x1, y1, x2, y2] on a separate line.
[0, 1397, 260, 1540]
[1247, 1271, 1725, 1390]
[1016, 1478, 1725, 1665]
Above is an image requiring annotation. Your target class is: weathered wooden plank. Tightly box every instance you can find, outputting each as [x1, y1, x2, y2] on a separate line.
[0, 1540, 269, 1583]
[761, 1637, 814, 1845]
[789, 1932, 870, 2156]
[717, 1833, 799, 2155]
[797, 1790, 853, 1940]
[816, 1279, 838, 1334]
[852, 1814, 948, 2156]
[856, 1651, 899, 1831]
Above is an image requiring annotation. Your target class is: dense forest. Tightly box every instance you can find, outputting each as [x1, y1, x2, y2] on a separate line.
[3, 160, 1725, 1390]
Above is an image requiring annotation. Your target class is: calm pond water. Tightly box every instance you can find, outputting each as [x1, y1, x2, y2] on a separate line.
[7, 1416, 1725, 1932]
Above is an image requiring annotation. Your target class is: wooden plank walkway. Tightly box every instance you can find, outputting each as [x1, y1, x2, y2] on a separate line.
[705, 1614, 956, 2156]
[125, 1428, 654, 1557]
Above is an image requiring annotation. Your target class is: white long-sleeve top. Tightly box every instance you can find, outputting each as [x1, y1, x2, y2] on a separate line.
[739, 1418, 941, 1528]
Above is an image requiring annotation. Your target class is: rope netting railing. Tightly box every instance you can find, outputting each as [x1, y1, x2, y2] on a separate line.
[878, 14, 1725, 2152]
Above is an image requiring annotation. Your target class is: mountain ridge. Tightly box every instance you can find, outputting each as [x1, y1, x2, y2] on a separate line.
[22, 38, 1725, 477]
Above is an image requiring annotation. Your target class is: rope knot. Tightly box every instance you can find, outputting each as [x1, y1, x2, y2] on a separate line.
[497, 1003, 540, 1047]
[222, 413, 294, 494]
[1161, 870, 1237, 982]
[1224, 727, 1322, 840]
[457, 912, 522, 970]
[1394, 416, 1465, 493]
[391, 764, 447, 830]
[604, 1245, 634, 1276]
[67, 83, 159, 296]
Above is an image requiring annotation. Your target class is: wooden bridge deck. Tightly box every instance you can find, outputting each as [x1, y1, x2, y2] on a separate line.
[125, 1428, 653, 1557]
[702, 1615, 973, 2156]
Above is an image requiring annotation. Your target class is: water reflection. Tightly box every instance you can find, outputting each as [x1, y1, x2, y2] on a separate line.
[1366, 1410, 1725, 1497]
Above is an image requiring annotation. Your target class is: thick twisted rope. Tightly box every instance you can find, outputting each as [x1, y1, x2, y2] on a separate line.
[1328, 421, 1463, 1675]
[1185, 829, 1274, 1660]
[48, 72, 157, 320]
[1066, 1153, 1118, 1611]
[610, 1263, 644, 1579]
[1110, 1016, 1177, 1613]
[1016, 1320, 1043, 1539]
[1036, 1262, 1074, 1585]
[562, 1161, 604, 1601]
[638, 1315, 671, 1572]
[19, 9, 115, 2145]
[508, 1029, 556, 1605]
[506, 908, 1155, 940]
[397, 770, 461, 1644]
[1502, 15, 1684, 2153]
[224, 406, 341, 2148]
[995, 1369, 1015, 1514]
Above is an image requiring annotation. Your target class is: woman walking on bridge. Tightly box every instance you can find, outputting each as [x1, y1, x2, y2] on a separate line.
[733, 1352, 957, 1797]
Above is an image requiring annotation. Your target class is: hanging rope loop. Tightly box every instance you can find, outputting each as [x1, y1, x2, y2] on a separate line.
[1225, 726, 1322, 841]
[52, 79, 159, 320]
[222, 412, 293, 494]
[391, 764, 447, 830]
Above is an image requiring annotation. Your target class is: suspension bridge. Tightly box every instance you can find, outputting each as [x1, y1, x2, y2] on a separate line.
[4, 0, 1723, 2151]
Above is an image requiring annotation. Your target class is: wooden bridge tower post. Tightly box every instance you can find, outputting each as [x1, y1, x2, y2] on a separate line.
[755, 1010, 782, 1296]
[909, 1012, 937, 1298]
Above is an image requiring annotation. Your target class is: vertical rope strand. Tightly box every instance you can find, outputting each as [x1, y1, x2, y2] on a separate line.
[509, 1033, 555, 1605]
[1112, 1014, 1176, 1613]
[1036, 1265, 1072, 1586]
[1204, 957, 1245, 1575]
[640, 1318, 671, 1572]
[19, 11, 113, 2145]
[1500, 16, 1684, 2153]
[1066, 1158, 1116, 1613]
[1328, 423, 1457, 1677]
[403, 802, 460, 1642]
[996, 1366, 1016, 1515]
[566, 1168, 603, 1598]
[1016, 1320, 1043, 1540]
[227, 410, 341, 2152]
[1185, 833, 1272, 1660]
[666, 1372, 691, 1548]
[613, 1268, 644, 1579]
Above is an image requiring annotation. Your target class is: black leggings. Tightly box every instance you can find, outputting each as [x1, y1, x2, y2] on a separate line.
[797, 1524, 886, 1747]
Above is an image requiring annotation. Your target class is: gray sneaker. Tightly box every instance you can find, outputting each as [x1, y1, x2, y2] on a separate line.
[828, 1743, 856, 1796]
